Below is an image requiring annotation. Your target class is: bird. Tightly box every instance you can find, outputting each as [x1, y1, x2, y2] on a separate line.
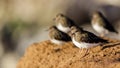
[70, 26, 108, 48]
[91, 11, 118, 37]
[53, 13, 76, 33]
[69, 26, 108, 57]
[48, 25, 71, 45]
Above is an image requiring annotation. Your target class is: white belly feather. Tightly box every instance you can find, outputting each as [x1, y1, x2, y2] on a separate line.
[50, 39, 65, 45]
[72, 38, 99, 48]
[93, 23, 108, 34]
[57, 23, 70, 33]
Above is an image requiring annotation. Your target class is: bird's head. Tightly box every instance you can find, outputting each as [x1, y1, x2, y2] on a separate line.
[71, 26, 78, 32]
[53, 13, 68, 25]
[92, 11, 102, 19]
[71, 31, 81, 39]
[46, 25, 57, 31]
[68, 26, 82, 37]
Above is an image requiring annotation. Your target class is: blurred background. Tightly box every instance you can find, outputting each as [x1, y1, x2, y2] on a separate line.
[0, 0, 120, 68]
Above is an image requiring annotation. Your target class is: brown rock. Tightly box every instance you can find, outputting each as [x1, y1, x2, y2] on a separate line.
[17, 39, 120, 68]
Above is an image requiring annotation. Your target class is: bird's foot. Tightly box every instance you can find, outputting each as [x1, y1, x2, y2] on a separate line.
[79, 48, 88, 59]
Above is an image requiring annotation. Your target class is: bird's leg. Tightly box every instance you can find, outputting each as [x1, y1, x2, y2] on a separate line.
[79, 48, 89, 58]
[84, 49, 89, 57]
[79, 48, 82, 54]
[78, 48, 84, 58]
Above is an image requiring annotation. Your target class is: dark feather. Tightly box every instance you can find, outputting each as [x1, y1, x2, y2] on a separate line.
[80, 31, 108, 43]
[66, 16, 76, 27]
[99, 12, 118, 33]
[54, 30, 71, 41]
[49, 26, 71, 41]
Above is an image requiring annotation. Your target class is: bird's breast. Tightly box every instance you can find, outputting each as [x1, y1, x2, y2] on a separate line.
[92, 23, 108, 34]
[57, 23, 70, 33]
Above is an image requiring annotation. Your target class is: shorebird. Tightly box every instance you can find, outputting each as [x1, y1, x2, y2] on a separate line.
[69, 26, 108, 57]
[48, 25, 71, 45]
[53, 13, 76, 33]
[91, 11, 118, 37]
[70, 26, 108, 48]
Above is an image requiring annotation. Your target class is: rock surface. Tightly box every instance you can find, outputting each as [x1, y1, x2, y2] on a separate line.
[17, 38, 120, 68]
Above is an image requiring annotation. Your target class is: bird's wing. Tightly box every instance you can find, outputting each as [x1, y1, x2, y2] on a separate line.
[101, 15, 118, 33]
[54, 31, 71, 41]
[81, 31, 108, 43]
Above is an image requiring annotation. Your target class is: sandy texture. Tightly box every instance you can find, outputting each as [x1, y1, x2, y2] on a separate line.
[17, 38, 120, 68]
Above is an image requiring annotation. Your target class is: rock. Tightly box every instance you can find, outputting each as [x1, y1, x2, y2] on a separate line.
[17, 38, 120, 68]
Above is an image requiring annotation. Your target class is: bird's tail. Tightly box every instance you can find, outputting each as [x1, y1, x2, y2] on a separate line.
[115, 30, 119, 34]
[102, 39, 109, 43]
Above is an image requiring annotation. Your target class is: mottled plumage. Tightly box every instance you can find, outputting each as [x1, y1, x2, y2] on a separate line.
[53, 13, 76, 33]
[69, 26, 83, 36]
[70, 26, 108, 48]
[91, 11, 118, 36]
[73, 31, 108, 43]
[48, 26, 71, 45]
